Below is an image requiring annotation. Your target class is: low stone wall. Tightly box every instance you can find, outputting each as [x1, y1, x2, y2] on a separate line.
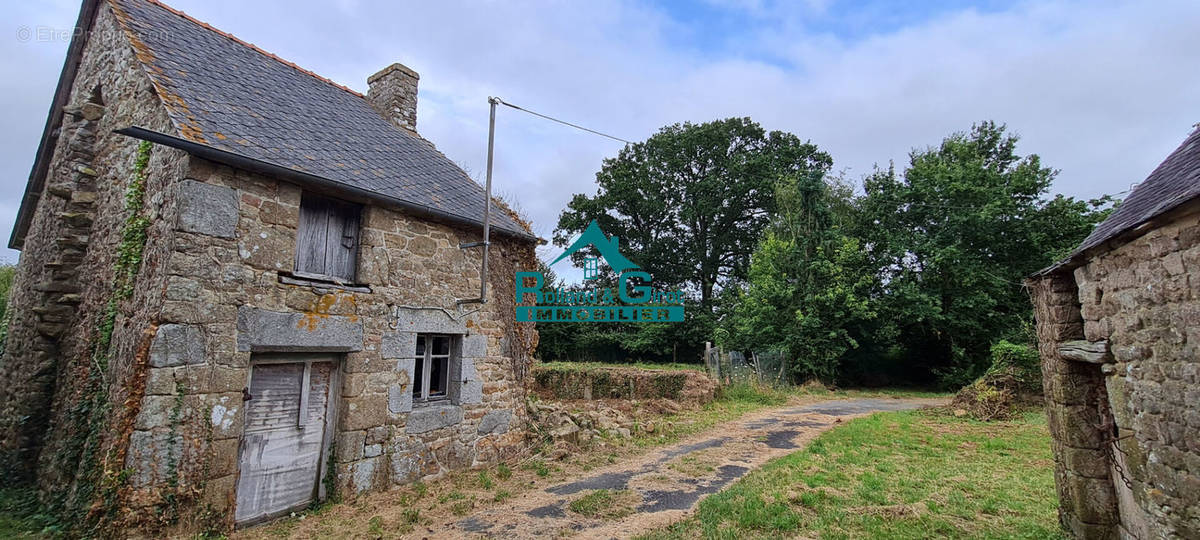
[531, 364, 715, 405]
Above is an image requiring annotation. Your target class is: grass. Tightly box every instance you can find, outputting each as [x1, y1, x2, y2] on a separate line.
[638, 408, 1062, 540]
[0, 384, 953, 539]
[668, 454, 716, 477]
[630, 381, 947, 449]
[568, 489, 641, 519]
[477, 471, 494, 490]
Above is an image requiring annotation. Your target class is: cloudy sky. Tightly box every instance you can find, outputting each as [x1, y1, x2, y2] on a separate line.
[4, 0, 1200, 273]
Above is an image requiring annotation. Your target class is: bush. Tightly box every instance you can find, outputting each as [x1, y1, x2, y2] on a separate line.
[951, 340, 1041, 421]
[986, 340, 1041, 392]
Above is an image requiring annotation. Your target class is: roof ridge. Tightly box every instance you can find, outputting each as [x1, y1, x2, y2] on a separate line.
[131, 0, 365, 99]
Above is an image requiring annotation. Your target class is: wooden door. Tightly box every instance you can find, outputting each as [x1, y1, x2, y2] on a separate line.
[235, 356, 337, 525]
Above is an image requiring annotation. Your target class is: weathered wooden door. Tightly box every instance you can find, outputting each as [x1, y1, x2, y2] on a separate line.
[235, 355, 337, 525]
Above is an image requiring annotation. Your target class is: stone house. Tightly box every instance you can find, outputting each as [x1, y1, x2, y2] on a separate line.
[0, 0, 540, 531]
[1028, 126, 1200, 539]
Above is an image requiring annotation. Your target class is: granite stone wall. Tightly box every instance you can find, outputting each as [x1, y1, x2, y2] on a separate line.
[366, 63, 419, 132]
[0, 2, 188, 500]
[120, 154, 537, 524]
[0, 5, 537, 532]
[1032, 204, 1200, 539]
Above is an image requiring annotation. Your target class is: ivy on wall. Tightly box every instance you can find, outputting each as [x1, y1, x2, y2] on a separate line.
[52, 140, 155, 530]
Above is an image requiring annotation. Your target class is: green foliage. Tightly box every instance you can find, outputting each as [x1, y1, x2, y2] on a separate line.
[721, 173, 876, 383]
[522, 459, 551, 477]
[0, 264, 16, 357]
[987, 340, 1041, 391]
[50, 140, 156, 532]
[852, 121, 1109, 387]
[716, 381, 788, 406]
[476, 471, 494, 490]
[0, 487, 63, 538]
[532, 363, 693, 400]
[549, 118, 832, 363]
[366, 515, 384, 536]
[543, 118, 1108, 388]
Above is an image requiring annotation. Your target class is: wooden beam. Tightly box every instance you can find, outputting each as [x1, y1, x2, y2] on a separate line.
[1059, 339, 1113, 364]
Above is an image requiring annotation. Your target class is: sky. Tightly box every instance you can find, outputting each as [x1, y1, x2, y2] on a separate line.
[4, 0, 1200, 280]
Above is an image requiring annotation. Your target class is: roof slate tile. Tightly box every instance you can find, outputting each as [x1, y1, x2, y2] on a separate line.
[109, 0, 527, 237]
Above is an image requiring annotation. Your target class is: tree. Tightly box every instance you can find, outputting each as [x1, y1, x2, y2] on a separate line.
[854, 121, 1111, 386]
[554, 117, 833, 309]
[721, 173, 875, 383]
[549, 118, 832, 363]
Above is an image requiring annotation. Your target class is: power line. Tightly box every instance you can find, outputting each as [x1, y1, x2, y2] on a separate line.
[494, 97, 634, 145]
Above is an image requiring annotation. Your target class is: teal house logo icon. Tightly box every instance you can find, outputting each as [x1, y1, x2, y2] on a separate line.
[515, 220, 685, 323]
[549, 220, 639, 279]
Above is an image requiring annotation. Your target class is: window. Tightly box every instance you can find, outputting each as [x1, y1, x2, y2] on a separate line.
[294, 193, 361, 282]
[412, 334, 454, 403]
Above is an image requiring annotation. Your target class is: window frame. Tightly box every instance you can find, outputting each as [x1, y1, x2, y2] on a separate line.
[412, 333, 455, 405]
[293, 192, 362, 283]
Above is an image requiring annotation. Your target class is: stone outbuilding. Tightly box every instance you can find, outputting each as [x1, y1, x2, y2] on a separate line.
[1028, 126, 1200, 539]
[0, 0, 539, 532]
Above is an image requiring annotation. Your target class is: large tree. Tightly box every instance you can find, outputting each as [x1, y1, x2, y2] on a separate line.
[554, 117, 832, 309]
[854, 121, 1112, 385]
[721, 172, 875, 382]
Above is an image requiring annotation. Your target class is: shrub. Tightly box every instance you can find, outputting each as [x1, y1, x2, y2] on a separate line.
[951, 340, 1041, 421]
[986, 340, 1041, 393]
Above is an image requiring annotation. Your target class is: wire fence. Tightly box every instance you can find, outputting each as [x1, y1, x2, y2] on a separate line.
[704, 344, 791, 387]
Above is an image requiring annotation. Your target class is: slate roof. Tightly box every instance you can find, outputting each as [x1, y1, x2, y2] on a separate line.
[107, 0, 530, 239]
[1040, 125, 1200, 274]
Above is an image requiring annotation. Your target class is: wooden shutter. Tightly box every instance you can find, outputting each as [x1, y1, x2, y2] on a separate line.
[295, 194, 360, 281]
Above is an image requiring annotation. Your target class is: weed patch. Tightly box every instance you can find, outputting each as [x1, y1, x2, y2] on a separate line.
[568, 489, 641, 519]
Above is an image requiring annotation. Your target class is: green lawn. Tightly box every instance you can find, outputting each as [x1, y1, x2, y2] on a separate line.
[639, 408, 1062, 540]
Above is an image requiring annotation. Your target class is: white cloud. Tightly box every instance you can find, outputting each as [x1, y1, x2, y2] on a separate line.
[2, 0, 1198, 277]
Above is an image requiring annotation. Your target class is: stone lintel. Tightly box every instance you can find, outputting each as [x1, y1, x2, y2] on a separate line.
[236, 306, 363, 352]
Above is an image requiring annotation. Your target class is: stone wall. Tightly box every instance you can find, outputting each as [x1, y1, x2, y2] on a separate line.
[531, 365, 716, 404]
[366, 63, 419, 132]
[0, 4, 538, 532]
[1030, 273, 1119, 538]
[0, 2, 188, 506]
[1032, 204, 1200, 539]
[119, 154, 538, 527]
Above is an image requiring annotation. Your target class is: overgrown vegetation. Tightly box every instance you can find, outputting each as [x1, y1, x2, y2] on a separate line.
[47, 140, 155, 533]
[0, 263, 16, 358]
[951, 340, 1043, 421]
[532, 362, 694, 400]
[0, 488, 61, 538]
[542, 119, 1111, 389]
[639, 408, 1061, 539]
[568, 489, 641, 519]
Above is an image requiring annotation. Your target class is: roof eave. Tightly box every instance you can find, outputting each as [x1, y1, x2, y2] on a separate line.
[1029, 192, 1200, 278]
[9, 0, 103, 250]
[116, 126, 543, 244]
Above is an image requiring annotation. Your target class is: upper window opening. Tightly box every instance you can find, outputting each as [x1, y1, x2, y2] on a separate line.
[294, 193, 361, 282]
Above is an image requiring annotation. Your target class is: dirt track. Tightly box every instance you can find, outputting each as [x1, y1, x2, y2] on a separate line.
[446, 397, 944, 539]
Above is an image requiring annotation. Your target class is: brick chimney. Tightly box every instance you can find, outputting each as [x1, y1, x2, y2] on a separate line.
[367, 63, 420, 131]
